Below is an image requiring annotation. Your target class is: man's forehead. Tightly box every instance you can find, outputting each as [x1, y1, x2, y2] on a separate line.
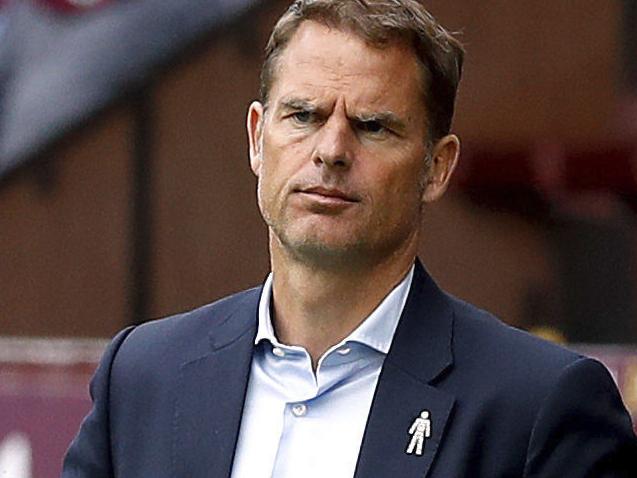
[268, 21, 424, 113]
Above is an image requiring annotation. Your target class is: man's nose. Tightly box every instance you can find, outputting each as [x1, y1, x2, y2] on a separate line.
[311, 114, 354, 169]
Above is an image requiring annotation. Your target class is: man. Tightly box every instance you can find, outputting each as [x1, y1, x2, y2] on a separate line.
[62, 1, 637, 477]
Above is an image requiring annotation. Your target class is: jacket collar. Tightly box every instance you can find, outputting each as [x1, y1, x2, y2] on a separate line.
[386, 259, 454, 384]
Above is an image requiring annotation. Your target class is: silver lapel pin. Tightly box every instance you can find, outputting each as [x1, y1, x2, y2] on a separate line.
[406, 410, 431, 456]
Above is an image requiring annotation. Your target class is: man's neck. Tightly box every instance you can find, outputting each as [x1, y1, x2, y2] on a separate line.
[268, 238, 418, 368]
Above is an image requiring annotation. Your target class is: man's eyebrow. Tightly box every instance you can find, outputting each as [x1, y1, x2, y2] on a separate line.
[279, 98, 318, 112]
[356, 111, 407, 133]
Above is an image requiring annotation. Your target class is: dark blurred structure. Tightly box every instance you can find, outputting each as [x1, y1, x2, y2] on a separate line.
[621, 0, 637, 94]
[551, 203, 636, 343]
[619, 0, 637, 143]
[0, 0, 636, 345]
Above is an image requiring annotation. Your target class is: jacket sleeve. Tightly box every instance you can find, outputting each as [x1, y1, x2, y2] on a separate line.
[524, 357, 637, 477]
[61, 326, 136, 478]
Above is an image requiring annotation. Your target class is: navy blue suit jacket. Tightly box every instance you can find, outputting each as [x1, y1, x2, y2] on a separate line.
[62, 262, 637, 477]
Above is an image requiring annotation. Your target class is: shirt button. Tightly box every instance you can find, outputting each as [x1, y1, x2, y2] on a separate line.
[337, 346, 351, 355]
[291, 403, 307, 417]
[272, 347, 285, 357]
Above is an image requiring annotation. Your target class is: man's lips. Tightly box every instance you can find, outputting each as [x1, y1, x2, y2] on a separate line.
[296, 186, 360, 203]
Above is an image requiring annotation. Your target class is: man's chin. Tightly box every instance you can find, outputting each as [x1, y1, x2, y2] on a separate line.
[276, 234, 376, 269]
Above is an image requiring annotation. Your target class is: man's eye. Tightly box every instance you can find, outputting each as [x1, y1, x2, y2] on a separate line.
[357, 120, 385, 134]
[291, 111, 312, 123]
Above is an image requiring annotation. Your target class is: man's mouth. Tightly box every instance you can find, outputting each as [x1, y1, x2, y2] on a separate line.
[297, 186, 360, 203]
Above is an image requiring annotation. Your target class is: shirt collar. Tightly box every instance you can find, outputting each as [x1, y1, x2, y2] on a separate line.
[254, 264, 415, 355]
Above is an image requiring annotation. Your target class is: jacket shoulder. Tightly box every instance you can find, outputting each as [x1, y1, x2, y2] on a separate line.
[110, 286, 262, 370]
[133, 286, 259, 337]
[448, 294, 582, 375]
[442, 293, 594, 415]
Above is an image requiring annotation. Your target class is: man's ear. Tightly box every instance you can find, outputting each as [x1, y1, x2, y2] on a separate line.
[247, 101, 265, 176]
[421, 134, 460, 203]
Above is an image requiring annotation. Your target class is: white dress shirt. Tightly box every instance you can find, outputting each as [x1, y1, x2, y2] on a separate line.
[230, 265, 415, 478]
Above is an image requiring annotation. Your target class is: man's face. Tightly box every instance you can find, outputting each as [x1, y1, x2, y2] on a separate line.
[248, 21, 445, 267]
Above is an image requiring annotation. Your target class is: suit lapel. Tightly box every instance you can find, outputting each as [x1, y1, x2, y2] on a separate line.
[172, 290, 260, 478]
[355, 261, 456, 478]
[354, 363, 455, 478]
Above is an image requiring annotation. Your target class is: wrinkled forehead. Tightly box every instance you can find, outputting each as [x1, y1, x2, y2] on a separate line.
[268, 21, 428, 119]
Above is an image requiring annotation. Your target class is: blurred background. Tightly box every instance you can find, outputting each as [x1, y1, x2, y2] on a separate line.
[1, 0, 636, 476]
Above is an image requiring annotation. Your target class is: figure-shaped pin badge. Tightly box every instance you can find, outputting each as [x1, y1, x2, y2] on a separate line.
[406, 410, 431, 456]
